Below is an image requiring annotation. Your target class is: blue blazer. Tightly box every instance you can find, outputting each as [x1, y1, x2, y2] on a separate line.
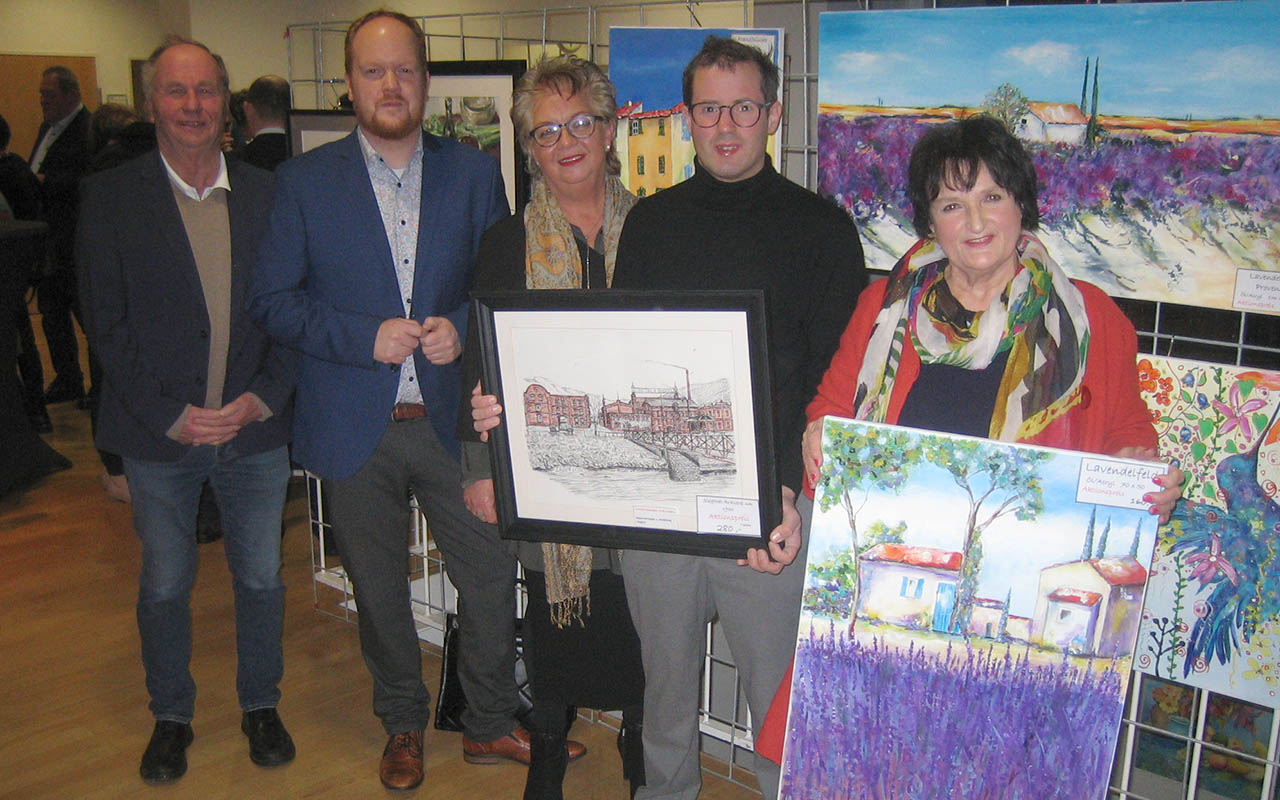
[77, 151, 295, 462]
[250, 131, 509, 481]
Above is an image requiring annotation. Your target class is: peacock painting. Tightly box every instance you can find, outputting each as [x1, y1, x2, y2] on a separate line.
[1136, 357, 1280, 708]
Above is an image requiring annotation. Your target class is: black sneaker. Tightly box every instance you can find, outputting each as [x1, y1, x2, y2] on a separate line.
[241, 708, 296, 767]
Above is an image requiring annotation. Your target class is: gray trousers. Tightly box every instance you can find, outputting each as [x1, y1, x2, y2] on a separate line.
[623, 495, 813, 800]
[325, 417, 520, 739]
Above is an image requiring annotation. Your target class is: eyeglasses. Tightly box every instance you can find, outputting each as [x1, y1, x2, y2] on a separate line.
[688, 100, 771, 128]
[529, 113, 604, 147]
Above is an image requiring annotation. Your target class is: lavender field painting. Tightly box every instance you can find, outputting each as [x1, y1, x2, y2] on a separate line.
[779, 419, 1161, 799]
[818, 3, 1280, 313]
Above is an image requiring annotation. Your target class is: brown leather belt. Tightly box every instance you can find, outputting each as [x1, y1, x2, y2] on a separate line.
[391, 403, 427, 422]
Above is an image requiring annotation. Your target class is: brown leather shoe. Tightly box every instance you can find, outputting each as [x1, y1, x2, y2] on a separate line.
[379, 730, 425, 791]
[462, 726, 586, 765]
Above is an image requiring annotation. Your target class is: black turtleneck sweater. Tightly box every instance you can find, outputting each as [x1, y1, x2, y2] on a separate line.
[612, 159, 867, 493]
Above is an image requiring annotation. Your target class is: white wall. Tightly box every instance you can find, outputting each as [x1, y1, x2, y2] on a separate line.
[2, 0, 749, 105]
[0, 0, 165, 103]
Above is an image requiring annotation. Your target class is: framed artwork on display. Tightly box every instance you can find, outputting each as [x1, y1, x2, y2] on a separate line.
[286, 109, 355, 156]
[472, 289, 779, 559]
[424, 59, 529, 211]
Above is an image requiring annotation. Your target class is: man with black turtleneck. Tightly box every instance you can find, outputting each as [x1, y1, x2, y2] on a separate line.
[610, 36, 867, 800]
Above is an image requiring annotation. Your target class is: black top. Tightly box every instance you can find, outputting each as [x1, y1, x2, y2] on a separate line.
[611, 159, 867, 492]
[898, 349, 1010, 438]
[237, 132, 289, 172]
[0, 152, 41, 220]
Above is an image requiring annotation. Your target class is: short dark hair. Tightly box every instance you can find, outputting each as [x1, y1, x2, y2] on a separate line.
[0, 114, 11, 151]
[344, 9, 427, 78]
[143, 35, 231, 100]
[907, 114, 1040, 238]
[42, 65, 80, 97]
[246, 75, 291, 121]
[682, 35, 779, 108]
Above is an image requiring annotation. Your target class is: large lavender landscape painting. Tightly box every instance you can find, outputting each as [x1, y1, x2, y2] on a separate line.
[779, 419, 1161, 799]
[818, 3, 1280, 313]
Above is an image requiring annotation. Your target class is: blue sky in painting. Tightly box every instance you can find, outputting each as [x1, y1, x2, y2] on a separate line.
[807, 422, 1157, 618]
[609, 27, 782, 111]
[818, 1, 1280, 119]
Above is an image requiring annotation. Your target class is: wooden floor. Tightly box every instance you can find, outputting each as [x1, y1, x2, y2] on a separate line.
[0, 399, 760, 799]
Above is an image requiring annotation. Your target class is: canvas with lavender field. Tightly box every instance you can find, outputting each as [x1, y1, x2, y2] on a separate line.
[817, 3, 1280, 313]
[779, 419, 1161, 799]
[1134, 357, 1280, 708]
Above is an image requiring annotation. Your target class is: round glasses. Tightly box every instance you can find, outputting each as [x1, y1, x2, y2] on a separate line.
[688, 100, 771, 128]
[529, 113, 604, 147]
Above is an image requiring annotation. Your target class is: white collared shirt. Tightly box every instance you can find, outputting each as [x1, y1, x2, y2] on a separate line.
[30, 102, 85, 174]
[160, 151, 232, 201]
[250, 125, 287, 140]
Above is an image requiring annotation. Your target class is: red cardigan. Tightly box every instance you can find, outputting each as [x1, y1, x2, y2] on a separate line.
[758, 276, 1157, 764]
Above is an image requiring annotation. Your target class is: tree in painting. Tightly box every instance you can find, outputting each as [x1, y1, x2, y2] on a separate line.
[981, 82, 1030, 133]
[813, 424, 923, 624]
[922, 439, 1050, 635]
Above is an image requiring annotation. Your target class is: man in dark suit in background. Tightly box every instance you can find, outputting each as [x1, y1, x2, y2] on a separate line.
[0, 113, 52, 433]
[238, 74, 290, 171]
[78, 36, 296, 784]
[251, 9, 578, 791]
[29, 65, 91, 404]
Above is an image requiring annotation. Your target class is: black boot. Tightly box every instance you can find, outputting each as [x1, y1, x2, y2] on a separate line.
[617, 707, 645, 800]
[523, 732, 568, 800]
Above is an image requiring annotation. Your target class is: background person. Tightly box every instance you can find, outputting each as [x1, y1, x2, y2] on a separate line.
[238, 74, 290, 171]
[756, 113, 1184, 764]
[29, 65, 91, 405]
[459, 55, 644, 800]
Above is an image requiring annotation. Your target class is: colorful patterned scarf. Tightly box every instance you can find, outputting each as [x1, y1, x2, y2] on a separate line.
[852, 232, 1090, 442]
[524, 173, 636, 626]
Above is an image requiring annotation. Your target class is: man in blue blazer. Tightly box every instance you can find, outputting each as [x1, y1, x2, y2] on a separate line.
[250, 10, 571, 790]
[78, 37, 296, 784]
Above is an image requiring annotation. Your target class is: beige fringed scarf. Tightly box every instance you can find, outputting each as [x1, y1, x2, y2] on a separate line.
[524, 174, 636, 626]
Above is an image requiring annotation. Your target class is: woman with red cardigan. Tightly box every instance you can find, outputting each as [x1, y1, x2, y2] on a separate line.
[755, 115, 1183, 766]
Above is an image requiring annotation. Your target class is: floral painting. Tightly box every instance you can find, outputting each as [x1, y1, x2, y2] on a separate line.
[1135, 356, 1280, 709]
[779, 418, 1159, 799]
[817, 3, 1280, 312]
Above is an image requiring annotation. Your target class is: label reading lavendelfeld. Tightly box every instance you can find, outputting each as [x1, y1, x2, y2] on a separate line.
[1233, 269, 1280, 314]
[1075, 458, 1165, 510]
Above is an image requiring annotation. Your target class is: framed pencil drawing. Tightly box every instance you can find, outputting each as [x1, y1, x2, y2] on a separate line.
[473, 289, 778, 558]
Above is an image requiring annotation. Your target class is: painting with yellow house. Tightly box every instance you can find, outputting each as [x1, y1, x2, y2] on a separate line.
[608, 27, 783, 198]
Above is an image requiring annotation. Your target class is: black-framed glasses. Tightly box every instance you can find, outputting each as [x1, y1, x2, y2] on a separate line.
[529, 113, 604, 147]
[688, 100, 771, 128]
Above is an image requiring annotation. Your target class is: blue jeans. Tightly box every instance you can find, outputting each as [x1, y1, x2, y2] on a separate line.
[124, 444, 290, 722]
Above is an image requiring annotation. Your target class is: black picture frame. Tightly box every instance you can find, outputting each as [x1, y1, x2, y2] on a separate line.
[285, 59, 530, 211]
[424, 59, 530, 212]
[286, 109, 356, 158]
[473, 289, 779, 559]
